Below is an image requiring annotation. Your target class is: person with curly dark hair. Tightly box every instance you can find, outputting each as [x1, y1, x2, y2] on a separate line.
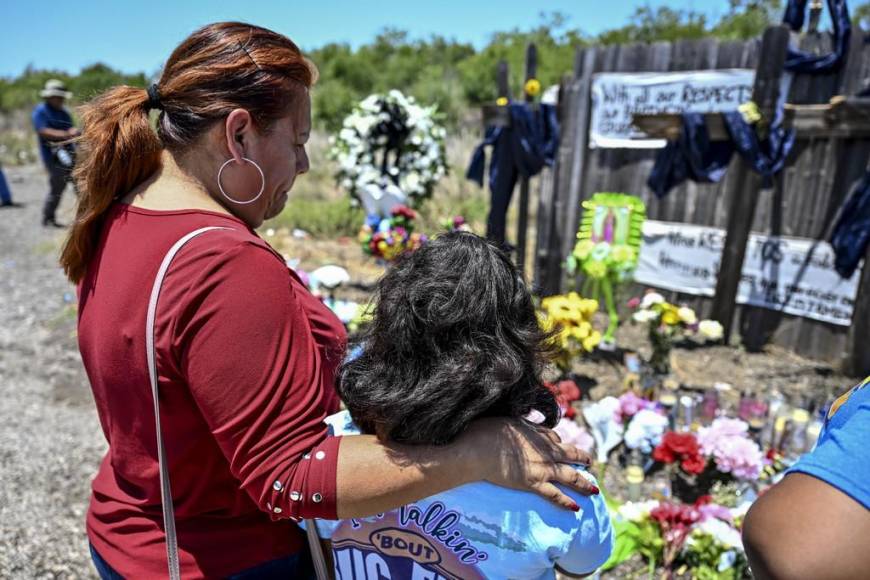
[309, 232, 613, 579]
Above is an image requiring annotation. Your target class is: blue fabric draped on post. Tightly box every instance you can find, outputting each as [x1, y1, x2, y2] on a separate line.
[782, 0, 851, 74]
[647, 112, 796, 198]
[647, 113, 733, 199]
[830, 170, 870, 278]
[466, 102, 559, 244]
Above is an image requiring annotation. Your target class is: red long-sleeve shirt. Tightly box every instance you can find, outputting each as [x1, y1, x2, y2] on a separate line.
[77, 204, 346, 578]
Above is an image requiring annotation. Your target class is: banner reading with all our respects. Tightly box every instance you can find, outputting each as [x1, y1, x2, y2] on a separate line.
[589, 69, 756, 149]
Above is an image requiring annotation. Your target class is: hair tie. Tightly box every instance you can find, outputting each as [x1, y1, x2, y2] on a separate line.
[146, 84, 163, 111]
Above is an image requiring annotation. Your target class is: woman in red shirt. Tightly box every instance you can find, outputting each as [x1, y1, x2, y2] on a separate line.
[63, 22, 597, 579]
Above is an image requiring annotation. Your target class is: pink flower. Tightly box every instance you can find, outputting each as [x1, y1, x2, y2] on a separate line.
[553, 418, 595, 453]
[627, 296, 641, 309]
[617, 392, 655, 421]
[698, 418, 763, 480]
[698, 502, 733, 523]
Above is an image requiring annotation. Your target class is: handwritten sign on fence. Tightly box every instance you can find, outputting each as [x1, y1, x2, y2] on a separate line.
[634, 220, 861, 326]
[589, 69, 755, 149]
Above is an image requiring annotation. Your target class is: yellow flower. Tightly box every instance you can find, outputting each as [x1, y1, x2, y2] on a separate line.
[582, 331, 602, 352]
[678, 306, 697, 325]
[611, 244, 636, 264]
[584, 260, 608, 279]
[738, 101, 762, 124]
[573, 240, 596, 261]
[496, 96, 509, 106]
[661, 305, 681, 326]
[524, 78, 542, 97]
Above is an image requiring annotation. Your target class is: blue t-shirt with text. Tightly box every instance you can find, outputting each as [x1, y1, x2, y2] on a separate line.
[32, 102, 73, 166]
[310, 411, 613, 580]
[788, 377, 870, 508]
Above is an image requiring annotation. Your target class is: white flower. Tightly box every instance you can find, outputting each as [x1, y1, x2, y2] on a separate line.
[640, 292, 665, 309]
[400, 171, 422, 194]
[310, 265, 350, 290]
[582, 397, 624, 464]
[694, 518, 743, 551]
[328, 299, 361, 324]
[699, 320, 724, 341]
[632, 309, 659, 323]
[624, 409, 669, 453]
[678, 306, 697, 325]
[617, 500, 660, 522]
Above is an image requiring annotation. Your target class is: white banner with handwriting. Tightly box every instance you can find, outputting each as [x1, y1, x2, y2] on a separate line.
[634, 220, 861, 326]
[589, 69, 756, 149]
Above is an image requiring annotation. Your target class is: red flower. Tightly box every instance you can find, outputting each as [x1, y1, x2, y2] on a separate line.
[663, 432, 700, 456]
[391, 205, 416, 220]
[652, 443, 676, 464]
[681, 453, 707, 475]
[556, 379, 581, 402]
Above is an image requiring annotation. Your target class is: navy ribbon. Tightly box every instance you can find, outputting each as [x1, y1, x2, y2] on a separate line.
[467, 102, 559, 242]
[831, 169, 870, 278]
[782, 0, 851, 74]
[648, 112, 795, 198]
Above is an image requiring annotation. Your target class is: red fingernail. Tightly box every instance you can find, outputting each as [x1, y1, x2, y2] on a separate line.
[570, 502, 580, 512]
[590, 486, 600, 495]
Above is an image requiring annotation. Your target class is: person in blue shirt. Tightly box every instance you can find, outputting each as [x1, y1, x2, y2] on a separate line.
[309, 232, 613, 579]
[32, 79, 79, 227]
[743, 376, 870, 578]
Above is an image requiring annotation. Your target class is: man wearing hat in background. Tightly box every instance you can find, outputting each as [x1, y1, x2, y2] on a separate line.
[32, 79, 78, 227]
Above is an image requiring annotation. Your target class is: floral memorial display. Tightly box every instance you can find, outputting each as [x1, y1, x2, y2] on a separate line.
[538, 292, 602, 373]
[630, 291, 725, 375]
[567, 192, 646, 346]
[330, 90, 448, 214]
[357, 205, 427, 262]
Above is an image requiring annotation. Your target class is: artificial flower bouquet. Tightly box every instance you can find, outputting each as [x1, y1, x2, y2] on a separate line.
[358, 205, 427, 262]
[652, 418, 763, 502]
[440, 215, 471, 233]
[606, 497, 749, 579]
[629, 291, 725, 374]
[330, 90, 448, 208]
[538, 292, 602, 373]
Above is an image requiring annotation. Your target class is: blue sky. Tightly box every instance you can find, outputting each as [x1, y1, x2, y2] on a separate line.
[1, 0, 731, 77]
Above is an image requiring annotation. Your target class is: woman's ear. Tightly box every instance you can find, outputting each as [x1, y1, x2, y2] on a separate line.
[224, 109, 253, 163]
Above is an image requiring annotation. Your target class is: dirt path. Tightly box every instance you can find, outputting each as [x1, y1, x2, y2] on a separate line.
[0, 165, 103, 579]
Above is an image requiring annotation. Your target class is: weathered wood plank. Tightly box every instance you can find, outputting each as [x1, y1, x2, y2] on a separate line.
[711, 25, 791, 341]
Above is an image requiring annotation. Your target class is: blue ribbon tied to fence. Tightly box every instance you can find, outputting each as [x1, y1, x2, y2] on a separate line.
[831, 169, 870, 279]
[467, 102, 559, 243]
[648, 112, 796, 198]
[782, 0, 851, 74]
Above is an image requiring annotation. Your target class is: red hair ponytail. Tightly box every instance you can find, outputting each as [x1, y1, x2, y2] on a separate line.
[61, 22, 316, 283]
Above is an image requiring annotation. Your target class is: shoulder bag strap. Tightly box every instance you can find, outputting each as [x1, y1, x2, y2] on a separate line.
[146, 226, 232, 580]
[305, 519, 330, 580]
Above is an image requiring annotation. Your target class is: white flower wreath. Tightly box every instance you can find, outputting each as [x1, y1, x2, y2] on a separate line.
[329, 90, 448, 209]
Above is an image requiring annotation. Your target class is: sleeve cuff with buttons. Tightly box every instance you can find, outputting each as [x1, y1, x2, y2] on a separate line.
[265, 435, 343, 521]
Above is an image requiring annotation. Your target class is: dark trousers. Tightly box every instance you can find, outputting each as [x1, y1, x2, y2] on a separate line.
[89, 543, 316, 580]
[42, 160, 73, 222]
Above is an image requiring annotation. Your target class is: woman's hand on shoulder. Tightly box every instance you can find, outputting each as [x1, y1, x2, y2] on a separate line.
[463, 418, 598, 510]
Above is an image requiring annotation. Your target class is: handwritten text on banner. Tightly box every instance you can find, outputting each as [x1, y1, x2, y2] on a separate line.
[633, 220, 861, 326]
[589, 69, 756, 149]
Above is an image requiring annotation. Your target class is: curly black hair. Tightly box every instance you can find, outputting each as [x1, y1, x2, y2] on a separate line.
[337, 231, 559, 446]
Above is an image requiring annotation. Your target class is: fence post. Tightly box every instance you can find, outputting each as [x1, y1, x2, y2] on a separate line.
[516, 43, 537, 277]
[559, 47, 597, 290]
[534, 77, 570, 295]
[710, 25, 791, 340]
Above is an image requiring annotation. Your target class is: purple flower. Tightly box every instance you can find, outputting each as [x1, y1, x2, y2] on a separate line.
[617, 392, 655, 421]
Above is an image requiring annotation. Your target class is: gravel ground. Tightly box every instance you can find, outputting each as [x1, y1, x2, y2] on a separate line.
[0, 165, 103, 579]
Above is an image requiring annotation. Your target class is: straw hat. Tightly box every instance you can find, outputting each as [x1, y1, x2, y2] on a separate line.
[40, 79, 72, 99]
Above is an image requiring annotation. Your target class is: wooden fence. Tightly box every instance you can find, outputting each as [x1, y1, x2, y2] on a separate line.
[532, 28, 870, 375]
